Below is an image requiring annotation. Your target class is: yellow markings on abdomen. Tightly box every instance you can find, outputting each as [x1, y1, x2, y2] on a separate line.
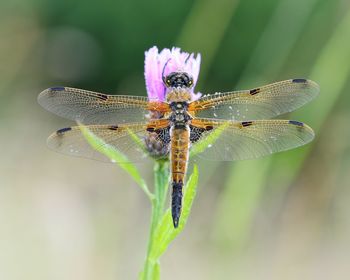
[170, 126, 190, 184]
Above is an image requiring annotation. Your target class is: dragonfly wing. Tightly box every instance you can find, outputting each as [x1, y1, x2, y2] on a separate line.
[189, 79, 319, 121]
[47, 120, 170, 163]
[38, 87, 169, 124]
[190, 118, 314, 161]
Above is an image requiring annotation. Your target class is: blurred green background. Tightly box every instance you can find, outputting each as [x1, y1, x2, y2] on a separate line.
[1, 0, 350, 279]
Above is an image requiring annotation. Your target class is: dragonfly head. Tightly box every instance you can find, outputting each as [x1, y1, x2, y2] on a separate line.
[163, 72, 194, 89]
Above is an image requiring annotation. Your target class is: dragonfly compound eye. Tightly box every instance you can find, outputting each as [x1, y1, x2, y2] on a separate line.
[165, 72, 194, 88]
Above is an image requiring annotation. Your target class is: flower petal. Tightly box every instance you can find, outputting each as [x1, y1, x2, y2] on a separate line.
[144, 46, 202, 101]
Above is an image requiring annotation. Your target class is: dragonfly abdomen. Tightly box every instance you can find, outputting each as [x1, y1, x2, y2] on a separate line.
[170, 126, 190, 228]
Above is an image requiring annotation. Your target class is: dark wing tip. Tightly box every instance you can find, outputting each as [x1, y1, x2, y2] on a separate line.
[38, 87, 66, 106]
[291, 78, 320, 90]
[56, 127, 72, 135]
[288, 120, 315, 143]
[289, 120, 304, 127]
[292, 78, 308, 83]
[291, 78, 320, 100]
[49, 86, 66, 91]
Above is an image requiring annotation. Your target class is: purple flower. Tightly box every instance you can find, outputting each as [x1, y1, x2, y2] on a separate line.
[144, 46, 201, 101]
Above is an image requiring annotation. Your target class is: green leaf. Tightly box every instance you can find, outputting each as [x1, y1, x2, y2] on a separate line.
[139, 260, 160, 280]
[149, 165, 199, 260]
[127, 127, 148, 154]
[153, 263, 160, 280]
[79, 124, 153, 201]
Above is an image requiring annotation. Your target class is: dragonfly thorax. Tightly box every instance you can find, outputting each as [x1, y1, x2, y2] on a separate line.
[169, 102, 191, 128]
[166, 87, 192, 103]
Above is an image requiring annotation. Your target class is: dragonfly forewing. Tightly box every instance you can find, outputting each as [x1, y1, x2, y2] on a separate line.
[189, 79, 319, 121]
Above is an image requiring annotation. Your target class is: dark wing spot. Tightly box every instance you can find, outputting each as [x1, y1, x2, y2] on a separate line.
[242, 121, 253, 127]
[96, 93, 108, 101]
[289, 120, 304, 126]
[190, 125, 206, 143]
[156, 127, 171, 144]
[292, 78, 307, 83]
[108, 125, 119, 130]
[57, 127, 72, 134]
[249, 88, 260, 95]
[205, 125, 214, 131]
[49, 87, 65, 91]
[146, 127, 155, 132]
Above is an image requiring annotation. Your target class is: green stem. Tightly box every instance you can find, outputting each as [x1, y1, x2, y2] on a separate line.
[153, 161, 170, 224]
[141, 160, 169, 280]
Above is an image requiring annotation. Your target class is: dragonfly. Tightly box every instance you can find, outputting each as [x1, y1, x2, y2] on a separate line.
[38, 73, 319, 228]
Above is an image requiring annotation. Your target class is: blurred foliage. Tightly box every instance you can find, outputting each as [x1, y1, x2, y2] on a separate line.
[81, 124, 199, 279]
[1, 0, 350, 279]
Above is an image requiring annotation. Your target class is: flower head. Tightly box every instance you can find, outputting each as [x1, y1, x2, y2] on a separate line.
[144, 46, 201, 101]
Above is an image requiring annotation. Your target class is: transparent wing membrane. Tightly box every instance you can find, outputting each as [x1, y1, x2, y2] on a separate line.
[189, 79, 319, 121]
[38, 87, 169, 124]
[47, 120, 170, 163]
[40, 79, 317, 163]
[190, 118, 314, 161]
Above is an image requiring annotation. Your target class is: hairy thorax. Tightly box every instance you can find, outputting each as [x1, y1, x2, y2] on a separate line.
[166, 87, 192, 103]
[144, 87, 193, 159]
